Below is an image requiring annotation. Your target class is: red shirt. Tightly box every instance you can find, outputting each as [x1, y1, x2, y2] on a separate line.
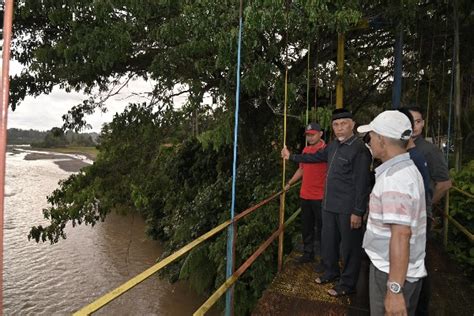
[299, 140, 328, 200]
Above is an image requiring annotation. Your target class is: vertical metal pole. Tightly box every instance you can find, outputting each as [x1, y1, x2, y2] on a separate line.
[1, 1, 15, 313]
[336, 33, 344, 109]
[443, 191, 449, 248]
[225, 1, 243, 315]
[446, 42, 455, 164]
[314, 42, 319, 111]
[424, 39, 435, 139]
[392, 27, 403, 109]
[415, 35, 423, 107]
[278, 67, 288, 272]
[305, 44, 310, 125]
[453, 0, 462, 172]
[279, 2, 290, 273]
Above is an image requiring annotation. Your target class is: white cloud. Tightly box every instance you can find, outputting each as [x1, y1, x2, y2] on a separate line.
[5, 60, 214, 133]
[7, 60, 154, 132]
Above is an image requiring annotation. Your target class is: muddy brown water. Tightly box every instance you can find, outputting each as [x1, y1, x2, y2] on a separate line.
[4, 149, 216, 315]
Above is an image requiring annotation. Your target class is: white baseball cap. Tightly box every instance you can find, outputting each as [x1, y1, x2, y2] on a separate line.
[357, 110, 412, 140]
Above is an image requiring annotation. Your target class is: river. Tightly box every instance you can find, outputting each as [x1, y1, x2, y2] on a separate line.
[3, 148, 214, 315]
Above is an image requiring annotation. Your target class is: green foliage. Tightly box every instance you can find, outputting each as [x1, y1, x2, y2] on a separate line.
[29, 170, 102, 243]
[7, 128, 47, 145]
[179, 245, 216, 294]
[17, 0, 474, 314]
[29, 104, 301, 314]
[197, 109, 233, 151]
[12, 0, 463, 130]
[300, 107, 333, 131]
[29, 128, 97, 148]
[447, 160, 474, 278]
[30, 127, 68, 148]
[29, 104, 166, 242]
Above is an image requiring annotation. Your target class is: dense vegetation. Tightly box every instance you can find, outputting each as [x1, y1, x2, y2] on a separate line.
[7, 127, 98, 147]
[30, 128, 98, 148]
[447, 162, 474, 277]
[7, 128, 47, 145]
[9, 0, 473, 313]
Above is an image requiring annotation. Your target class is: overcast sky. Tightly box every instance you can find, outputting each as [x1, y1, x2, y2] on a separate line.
[6, 60, 159, 133]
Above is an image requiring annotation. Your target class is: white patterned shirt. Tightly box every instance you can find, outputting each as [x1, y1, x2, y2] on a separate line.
[363, 153, 427, 282]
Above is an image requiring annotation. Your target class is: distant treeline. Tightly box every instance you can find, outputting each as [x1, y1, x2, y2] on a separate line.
[8, 128, 99, 147]
[7, 128, 47, 145]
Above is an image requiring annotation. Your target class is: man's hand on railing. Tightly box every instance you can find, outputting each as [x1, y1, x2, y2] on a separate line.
[281, 146, 290, 160]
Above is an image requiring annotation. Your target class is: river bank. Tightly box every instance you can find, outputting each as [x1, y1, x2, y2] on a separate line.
[9, 145, 96, 172]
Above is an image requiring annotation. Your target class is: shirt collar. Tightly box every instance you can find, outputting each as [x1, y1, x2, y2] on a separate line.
[304, 140, 325, 153]
[338, 134, 356, 146]
[375, 152, 411, 177]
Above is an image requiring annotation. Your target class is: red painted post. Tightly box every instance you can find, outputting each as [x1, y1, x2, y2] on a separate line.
[0, 0, 15, 314]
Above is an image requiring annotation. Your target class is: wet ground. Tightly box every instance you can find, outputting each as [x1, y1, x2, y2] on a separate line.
[23, 151, 91, 172]
[253, 240, 473, 315]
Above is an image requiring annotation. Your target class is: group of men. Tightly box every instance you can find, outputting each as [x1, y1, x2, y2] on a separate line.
[281, 106, 451, 316]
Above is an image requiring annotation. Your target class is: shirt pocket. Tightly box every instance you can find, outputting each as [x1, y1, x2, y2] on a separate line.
[335, 156, 352, 175]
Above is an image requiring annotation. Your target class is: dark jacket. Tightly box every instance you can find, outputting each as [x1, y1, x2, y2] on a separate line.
[289, 135, 372, 216]
[408, 147, 433, 217]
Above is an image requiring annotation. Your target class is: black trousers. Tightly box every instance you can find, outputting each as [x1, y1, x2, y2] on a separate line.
[321, 210, 363, 291]
[300, 199, 322, 257]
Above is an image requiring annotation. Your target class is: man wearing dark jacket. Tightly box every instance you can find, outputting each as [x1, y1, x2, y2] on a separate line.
[405, 106, 452, 316]
[282, 108, 372, 297]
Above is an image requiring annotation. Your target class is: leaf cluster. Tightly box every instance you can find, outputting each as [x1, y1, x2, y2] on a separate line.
[18, 0, 474, 313]
[28, 101, 304, 314]
[447, 161, 474, 280]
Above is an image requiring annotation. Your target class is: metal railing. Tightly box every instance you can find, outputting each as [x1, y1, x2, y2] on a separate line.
[74, 185, 300, 315]
[443, 185, 474, 247]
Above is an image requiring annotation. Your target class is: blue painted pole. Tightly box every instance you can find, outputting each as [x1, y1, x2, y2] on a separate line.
[225, 2, 243, 315]
[392, 27, 403, 109]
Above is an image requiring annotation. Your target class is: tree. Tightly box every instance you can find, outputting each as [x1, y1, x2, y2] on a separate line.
[30, 127, 68, 148]
[19, 0, 473, 313]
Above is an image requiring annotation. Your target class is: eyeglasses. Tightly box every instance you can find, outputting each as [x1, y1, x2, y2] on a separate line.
[363, 133, 371, 144]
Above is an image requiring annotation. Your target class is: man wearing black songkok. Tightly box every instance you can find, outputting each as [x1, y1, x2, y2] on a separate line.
[282, 108, 372, 297]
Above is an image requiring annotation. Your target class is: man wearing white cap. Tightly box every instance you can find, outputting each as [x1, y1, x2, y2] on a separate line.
[358, 110, 427, 316]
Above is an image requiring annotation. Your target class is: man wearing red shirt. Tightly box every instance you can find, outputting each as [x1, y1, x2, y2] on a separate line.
[286, 122, 328, 263]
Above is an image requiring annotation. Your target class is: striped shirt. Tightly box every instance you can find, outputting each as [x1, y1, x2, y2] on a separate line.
[363, 153, 427, 282]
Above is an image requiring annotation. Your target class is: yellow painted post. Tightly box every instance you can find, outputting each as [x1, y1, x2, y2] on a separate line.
[278, 193, 285, 272]
[336, 33, 344, 109]
[279, 65, 288, 272]
[443, 190, 449, 248]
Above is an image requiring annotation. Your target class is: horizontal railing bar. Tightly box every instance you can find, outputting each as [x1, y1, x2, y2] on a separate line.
[73, 220, 230, 316]
[73, 186, 297, 315]
[193, 208, 301, 315]
[441, 186, 474, 244]
[451, 185, 474, 200]
[446, 214, 474, 243]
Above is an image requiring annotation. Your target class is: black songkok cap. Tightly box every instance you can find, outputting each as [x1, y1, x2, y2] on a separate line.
[331, 108, 353, 121]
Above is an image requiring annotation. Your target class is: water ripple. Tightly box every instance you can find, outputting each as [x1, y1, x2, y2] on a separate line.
[4, 149, 212, 315]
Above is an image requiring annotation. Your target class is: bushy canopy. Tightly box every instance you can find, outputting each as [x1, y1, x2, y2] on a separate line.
[16, 0, 473, 313]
